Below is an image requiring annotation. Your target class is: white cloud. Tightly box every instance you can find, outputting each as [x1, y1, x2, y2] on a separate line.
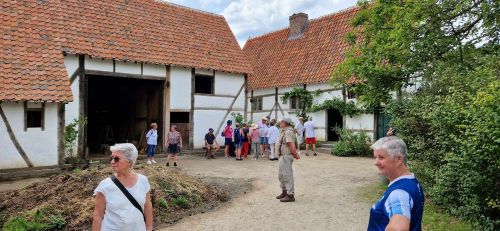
[221, 0, 357, 47]
[163, 0, 358, 47]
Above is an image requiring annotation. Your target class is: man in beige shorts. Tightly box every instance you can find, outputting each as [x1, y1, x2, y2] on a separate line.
[275, 117, 300, 202]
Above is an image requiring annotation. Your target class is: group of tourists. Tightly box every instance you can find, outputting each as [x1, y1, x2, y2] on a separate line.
[92, 118, 425, 231]
[213, 116, 319, 161]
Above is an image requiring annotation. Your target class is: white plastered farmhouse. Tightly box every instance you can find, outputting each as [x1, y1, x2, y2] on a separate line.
[0, 0, 252, 170]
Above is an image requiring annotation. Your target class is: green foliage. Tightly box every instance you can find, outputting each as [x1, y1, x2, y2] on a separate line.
[331, 129, 371, 157]
[3, 208, 66, 231]
[309, 98, 367, 117]
[157, 198, 168, 209]
[280, 88, 320, 118]
[230, 112, 244, 124]
[332, 0, 499, 228]
[172, 195, 189, 208]
[64, 118, 87, 166]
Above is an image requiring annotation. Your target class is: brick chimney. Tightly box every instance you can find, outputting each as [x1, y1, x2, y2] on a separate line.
[289, 12, 308, 39]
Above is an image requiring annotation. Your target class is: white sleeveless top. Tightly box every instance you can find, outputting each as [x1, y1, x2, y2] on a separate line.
[94, 174, 150, 231]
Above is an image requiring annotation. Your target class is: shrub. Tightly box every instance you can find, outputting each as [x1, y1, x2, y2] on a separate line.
[172, 195, 190, 208]
[3, 208, 66, 231]
[331, 128, 372, 157]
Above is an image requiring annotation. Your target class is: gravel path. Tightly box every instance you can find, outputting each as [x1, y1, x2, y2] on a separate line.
[158, 152, 378, 231]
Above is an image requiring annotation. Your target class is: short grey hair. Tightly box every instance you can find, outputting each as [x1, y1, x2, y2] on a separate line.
[110, 143, 138, 167]
[371, 136, 408, 165]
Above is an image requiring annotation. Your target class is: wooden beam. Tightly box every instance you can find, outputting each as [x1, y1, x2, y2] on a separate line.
[85, 70, 165, 81]
[41, 102, 45, 131]
[215, 83, 245, 138]
[250, 90, 254, 122]
[195, 107, 245, 111]
[69, 67, 80, 85]
[163, 65, 171, 151]
[274, 88, 278, 119]
[57, 103, 65, 166]
[0, 104, 34, 168]
[189, 68, 195, 150]
[23, 101, 27, 131]
[78, 55, 86, 159]
[194, 93, 236, 98]
[243, 74, 248, 122]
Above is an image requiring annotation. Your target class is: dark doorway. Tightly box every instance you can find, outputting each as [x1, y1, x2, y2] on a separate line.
[376, 108, 390, 140]
[170, 112, 190, 149]
[87, 75, 164, 154]
[327, 109, 343, 141]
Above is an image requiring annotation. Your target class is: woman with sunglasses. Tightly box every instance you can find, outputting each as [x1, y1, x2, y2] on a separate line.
[92, 143, 153, 231]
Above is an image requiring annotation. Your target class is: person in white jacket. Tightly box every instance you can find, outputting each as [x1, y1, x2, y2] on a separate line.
[267, 121, 280, 161]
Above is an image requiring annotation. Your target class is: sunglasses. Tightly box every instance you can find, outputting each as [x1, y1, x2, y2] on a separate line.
[109, 156, 121, 162]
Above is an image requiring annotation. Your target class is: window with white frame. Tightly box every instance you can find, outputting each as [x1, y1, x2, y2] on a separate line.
[252, 96, 263, 111]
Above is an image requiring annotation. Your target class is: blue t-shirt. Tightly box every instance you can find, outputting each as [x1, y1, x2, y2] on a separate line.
[368, 174, 425, 231]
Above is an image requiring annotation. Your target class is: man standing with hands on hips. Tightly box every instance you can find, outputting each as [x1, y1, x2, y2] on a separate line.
[275, 117, 300, 202]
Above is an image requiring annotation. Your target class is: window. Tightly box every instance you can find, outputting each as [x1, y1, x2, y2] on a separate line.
[290, 96, 301, 110]
[170, 112, 190, 123]
[194, 74, 214, 94]
[347, 89, 356, 99]
[252, 97, 263, 111]
[25, 102, 44, 130]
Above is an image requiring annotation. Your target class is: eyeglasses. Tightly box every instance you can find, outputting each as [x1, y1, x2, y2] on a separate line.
[109, 156, 121, 163]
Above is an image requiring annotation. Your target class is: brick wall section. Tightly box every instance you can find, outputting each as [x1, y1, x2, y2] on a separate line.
[289, 13, 308, 39]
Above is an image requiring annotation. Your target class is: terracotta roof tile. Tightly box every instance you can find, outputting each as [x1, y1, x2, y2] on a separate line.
[1, 0, 251, 102]
[243, 7, 358, 90]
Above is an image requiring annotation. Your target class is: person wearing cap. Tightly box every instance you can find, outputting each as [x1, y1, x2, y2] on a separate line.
[294, 117, 305, 155]
[275, 117, 300, 202]
[204, 128, 219, 159]
[223, 120, 234, 158]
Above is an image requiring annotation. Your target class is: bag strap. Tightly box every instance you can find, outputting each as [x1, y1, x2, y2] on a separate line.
[110, 175, 145, 222]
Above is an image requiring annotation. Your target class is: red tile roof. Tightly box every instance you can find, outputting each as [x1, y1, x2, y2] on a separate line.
[243, 7, 359, 90]
[0, 0, 251, 102]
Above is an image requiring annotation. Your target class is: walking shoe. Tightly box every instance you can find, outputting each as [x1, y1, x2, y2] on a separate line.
[173, 162, 177, 167]
[147, 160, 152, 165]
[276, 191, 287, 199]
[280, 194, 295, 202]
[313, 153, 318, 156]
[166, 162, 169, 167]
[152, 160, 157, 164]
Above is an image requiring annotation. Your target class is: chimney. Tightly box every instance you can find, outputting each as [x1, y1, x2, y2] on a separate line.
[289, 12, 308, 39]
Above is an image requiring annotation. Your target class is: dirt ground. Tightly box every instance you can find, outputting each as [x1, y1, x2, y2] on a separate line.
[157, 152, 379, 231]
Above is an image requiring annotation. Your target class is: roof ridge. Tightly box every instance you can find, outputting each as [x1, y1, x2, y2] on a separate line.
[246, 5, 358, 43]
[155, 0, 223, 17]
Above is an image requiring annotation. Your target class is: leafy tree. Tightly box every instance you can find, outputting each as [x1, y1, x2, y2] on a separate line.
[332, 0, 499, 228]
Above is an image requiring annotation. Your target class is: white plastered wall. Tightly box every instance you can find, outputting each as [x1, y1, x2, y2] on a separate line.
[0, 102, 59, 169]
[170, 67, 192, 110]
[248, 83, 375, 142]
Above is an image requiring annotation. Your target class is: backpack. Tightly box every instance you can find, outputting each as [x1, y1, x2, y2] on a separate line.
[234, 128, 243, 142]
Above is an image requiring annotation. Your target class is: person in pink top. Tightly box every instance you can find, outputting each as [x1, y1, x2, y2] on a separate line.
[249, 124, 261, 160]
[223, 120, 233, 158]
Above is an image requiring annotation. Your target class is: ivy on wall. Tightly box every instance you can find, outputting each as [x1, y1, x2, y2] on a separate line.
[309, 98, 368, 117]
[281, 88, 368, 118]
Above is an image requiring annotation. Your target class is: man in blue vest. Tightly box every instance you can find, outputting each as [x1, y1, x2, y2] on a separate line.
[368, 136, 425, 231]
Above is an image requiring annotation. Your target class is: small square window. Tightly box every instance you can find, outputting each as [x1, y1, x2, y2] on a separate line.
[26, 109, 43, 128]
[347, 89, 356, 99]
[290, 96, 301, 110]
[195, 75, 214, 94]
[252, 97, 263, 111]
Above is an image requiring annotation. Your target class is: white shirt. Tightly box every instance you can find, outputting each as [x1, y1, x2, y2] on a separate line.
[146, 129, 157, 145]
[304, 121, 315, 138]
[94, 174, 150, 231]
[268, 126, 280, 144]
[295, 122, 304, 136]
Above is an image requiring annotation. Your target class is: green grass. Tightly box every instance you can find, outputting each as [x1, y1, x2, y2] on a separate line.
[358, 182, 474, 231]
[2, 208, 66, 231]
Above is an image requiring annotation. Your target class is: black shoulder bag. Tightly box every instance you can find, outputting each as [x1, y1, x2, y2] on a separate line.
[110, 175, 146, 222]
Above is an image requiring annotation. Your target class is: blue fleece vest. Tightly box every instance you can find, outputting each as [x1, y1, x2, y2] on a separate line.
[367, 177, 425, 231]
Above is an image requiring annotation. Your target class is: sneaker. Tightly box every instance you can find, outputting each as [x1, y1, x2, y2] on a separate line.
[152, 160, 157, 164]
[146, 160, 152, 164]
[174, 162, 177, 167]
[166, 162, 169, 167]
[313, 153, 318, 156]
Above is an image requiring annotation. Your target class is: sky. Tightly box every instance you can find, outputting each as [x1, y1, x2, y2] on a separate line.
[163, 0, 358, 48]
